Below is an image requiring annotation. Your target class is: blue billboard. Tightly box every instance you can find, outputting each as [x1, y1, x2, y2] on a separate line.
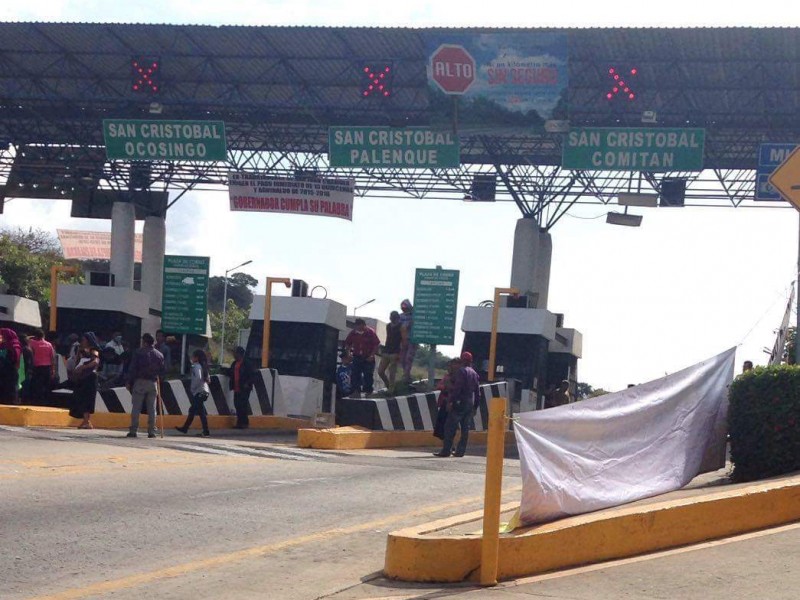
[425, 32, 569, 129]
[756, 143, 797, 201]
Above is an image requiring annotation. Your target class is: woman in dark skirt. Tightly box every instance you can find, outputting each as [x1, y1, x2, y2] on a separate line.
[69, 332, 101, 429]
[0, 328, 22, 405]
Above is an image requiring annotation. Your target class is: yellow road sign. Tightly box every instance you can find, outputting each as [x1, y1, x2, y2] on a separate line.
[768, 146, 800, 210]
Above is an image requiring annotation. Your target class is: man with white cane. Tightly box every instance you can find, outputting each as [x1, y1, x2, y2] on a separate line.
[126, 333, 166, 439]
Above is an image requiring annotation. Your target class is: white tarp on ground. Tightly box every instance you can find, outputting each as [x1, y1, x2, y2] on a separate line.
[515, 347, 736, 524]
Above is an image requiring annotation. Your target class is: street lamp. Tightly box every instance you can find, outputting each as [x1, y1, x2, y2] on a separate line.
[353, 298, 375, 316]
[219, 259, 252, 363]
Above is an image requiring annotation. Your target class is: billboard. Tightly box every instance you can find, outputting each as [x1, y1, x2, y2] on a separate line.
[425, 32, 569, 129]
[57, 229, 143, 262]
[228, 173, 355, 221]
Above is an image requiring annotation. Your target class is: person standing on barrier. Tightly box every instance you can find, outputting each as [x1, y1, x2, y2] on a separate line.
[228, 346, 255, 429]
[176, 349, 211, 437]
[398, 299, 417, 382]
[126, 333, 165, 439]
[377, 311, 402, 393]
[434, 352, 480, 458]
[344, 318, 381, 397]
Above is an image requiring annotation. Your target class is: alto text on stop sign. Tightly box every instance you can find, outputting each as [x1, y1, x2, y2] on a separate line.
[432, 60, 474, 80]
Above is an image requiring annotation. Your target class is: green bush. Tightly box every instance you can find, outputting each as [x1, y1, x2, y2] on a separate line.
[728, 365, 800, 482]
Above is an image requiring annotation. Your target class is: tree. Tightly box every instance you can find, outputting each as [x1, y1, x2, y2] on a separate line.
[0, 228, 74, 326]
[413, 345, 453, 371]
[207, 272, 258, 312]
[209, 300, 251, 363]
[577, 382, 610, 400]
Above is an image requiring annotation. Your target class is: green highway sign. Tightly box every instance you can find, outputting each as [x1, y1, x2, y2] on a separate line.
[328, 127, 460, 168]
[411, 268, 460, 346]
[103, 119, 227, 161]
[562, 127, 705, 171]
[161, 255, 210, 335]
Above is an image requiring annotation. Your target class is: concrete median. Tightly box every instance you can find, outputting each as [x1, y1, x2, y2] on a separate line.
[384, 472, 800, 583]
[0, 404, 308, 431]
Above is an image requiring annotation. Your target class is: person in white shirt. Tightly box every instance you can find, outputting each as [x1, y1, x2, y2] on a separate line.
[175, 349, 211, 437]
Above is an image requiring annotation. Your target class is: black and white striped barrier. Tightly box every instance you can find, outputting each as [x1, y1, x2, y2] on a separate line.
[87, 369, 283, 416]
[337, 382, 508, 431]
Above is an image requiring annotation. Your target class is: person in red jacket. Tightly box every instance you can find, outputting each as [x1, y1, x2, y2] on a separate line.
[27, 329, 55, 406]
[344, 318, 381, 397]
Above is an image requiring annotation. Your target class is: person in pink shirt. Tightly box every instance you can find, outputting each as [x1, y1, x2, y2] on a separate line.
[27, 329, 55, 406]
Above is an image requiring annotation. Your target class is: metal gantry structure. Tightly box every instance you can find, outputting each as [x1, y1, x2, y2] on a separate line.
[0, 23, 798, 228]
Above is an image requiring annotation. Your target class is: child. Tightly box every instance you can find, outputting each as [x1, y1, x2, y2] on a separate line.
[175, 349, 211, 437]
[336, 351, 353, 400]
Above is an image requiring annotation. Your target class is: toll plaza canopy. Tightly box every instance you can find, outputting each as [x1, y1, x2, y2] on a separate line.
[0, 23, 798, 223]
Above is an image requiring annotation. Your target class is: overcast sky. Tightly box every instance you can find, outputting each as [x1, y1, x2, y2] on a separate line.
[1, 1, 798, 391]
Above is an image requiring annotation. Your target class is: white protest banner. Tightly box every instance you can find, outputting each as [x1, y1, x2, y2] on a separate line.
[515, 347, 735, 524]
[57, 229, 143, 262]
[228, 172, 354, 221]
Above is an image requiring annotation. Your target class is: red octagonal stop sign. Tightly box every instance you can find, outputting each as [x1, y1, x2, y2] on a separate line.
[430, 44, 476, 95]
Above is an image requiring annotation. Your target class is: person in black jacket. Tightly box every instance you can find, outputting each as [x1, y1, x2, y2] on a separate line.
[227, 347, 256, 429]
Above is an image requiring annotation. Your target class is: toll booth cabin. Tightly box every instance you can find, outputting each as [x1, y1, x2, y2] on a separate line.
[54, 283, 150, 349]
[460, 305, 582, 411]
[546, 325, 583, 408]
[247, 296, 346, 416]
[0, 294, 42, 334]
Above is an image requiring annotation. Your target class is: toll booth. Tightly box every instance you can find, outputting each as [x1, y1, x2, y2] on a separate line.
[460, 305, 582, 410]
[546, 326, 583, 406]
[55, 283, 150, 347]
[247, 295, 346, 417]
[0, 294, 42, 333]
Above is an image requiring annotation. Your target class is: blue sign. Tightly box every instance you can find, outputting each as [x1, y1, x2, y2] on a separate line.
[756, 144, 797, 201]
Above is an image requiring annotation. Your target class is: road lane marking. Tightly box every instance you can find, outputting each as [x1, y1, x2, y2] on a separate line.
[26, 485, 523, 600]
[0, 455, 257, 481]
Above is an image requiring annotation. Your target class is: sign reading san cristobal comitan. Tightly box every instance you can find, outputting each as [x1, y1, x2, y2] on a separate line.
[102, 119, 227, 161]
[328, 127, 460, 168]
[562, 127, 705, 172]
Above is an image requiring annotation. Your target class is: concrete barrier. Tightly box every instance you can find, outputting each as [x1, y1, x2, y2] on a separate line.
[384, 473, 800, 583]
[0, 404, 308, 431]
[297, 425, 516, 450]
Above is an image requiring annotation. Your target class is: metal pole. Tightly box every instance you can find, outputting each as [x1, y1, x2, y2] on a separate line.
[796, 212, 800, 365]
[428, 344, 436, 392]
[49, 266, 58, 332]
[49, 266, 77, 332]
[480, 396, 507, 586]
[262, 277, 291, 369]
[180, 334, 187, 376]
[220, 272, 229, 364]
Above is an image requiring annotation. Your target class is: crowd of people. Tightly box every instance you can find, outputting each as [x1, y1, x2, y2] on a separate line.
[338, 298, 417, 399]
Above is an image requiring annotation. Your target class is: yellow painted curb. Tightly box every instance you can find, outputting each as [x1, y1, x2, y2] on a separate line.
[384, 474, 800, 583]
[297, 426, 516, 450]
[0, 405, 308, 431]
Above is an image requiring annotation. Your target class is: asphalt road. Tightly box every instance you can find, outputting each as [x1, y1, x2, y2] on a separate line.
[0, 425, 521, 600]
[2, 426, 797, 600]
